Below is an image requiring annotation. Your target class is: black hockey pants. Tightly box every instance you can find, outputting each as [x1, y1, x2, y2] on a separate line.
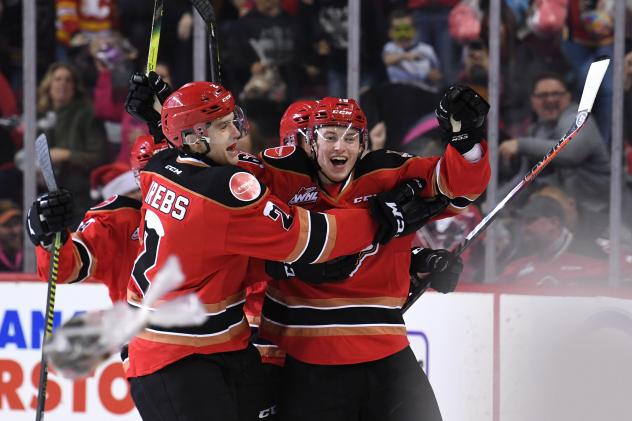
[129, 344, 276, 421]
[278, 346, 442, 421]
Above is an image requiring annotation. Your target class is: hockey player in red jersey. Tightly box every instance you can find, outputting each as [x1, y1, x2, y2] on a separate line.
[27, 135, 167, 303]
[232, 89, 490, 421]
[123, 77, 440, 421]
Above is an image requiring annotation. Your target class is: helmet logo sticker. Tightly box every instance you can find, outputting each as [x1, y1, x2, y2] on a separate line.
[263, 145, 296, 159]
[229, 172, 261, 201]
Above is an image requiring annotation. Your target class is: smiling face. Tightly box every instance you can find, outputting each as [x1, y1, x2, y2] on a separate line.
[0, 215, 22, 254]
[530, 78, 571, 123]
[49, 67, 75, 109]
[313, 125, 362, 184]
[184, 112, 242, 165]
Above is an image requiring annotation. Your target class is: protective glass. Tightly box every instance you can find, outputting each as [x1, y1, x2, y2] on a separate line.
[179, 107, 249, 146]
[314, 124, 360, 145]
[233, 105, 249, 139]
[181, 122, 211, 147]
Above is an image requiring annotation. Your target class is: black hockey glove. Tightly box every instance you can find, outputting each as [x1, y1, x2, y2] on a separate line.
[265, 253, 360, 284]
[369, 180, 449, 245]
[26, 189, 73, 249]
[125, 71, 172, 141]
[410, 247, 463, 294]
[435, 84, 490, 154]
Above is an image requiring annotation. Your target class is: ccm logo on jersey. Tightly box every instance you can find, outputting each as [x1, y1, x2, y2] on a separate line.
[353, 194, 376, 204]
[289, 186, 318, 205]
[144, 181, 190, 220]
[165, 164, 182, 175]
[258, 405, 277, 419]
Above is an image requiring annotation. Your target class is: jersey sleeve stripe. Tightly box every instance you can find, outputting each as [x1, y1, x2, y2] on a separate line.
[69, 237, 93, 284]
[289, 211, 332, 264]
[435, 160, 453, 198]
[285, 208, 311, 263]
[434, 160, 478, 210]
[314, 214, 337, 263]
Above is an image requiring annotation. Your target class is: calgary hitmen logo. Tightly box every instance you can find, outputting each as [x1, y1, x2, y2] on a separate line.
[288, 186, 319, 205]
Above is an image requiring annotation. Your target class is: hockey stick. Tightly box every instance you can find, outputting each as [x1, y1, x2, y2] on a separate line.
[402, 57, 610, 314]
[146, 0, 164, 74]
[34, 134, 63, 421]
[45, 256, 206, 379]
[190, 0, 222, 83]
[147, 0, 164, 112]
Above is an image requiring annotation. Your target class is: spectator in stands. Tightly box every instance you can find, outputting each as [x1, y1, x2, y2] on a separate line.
[562, 0, 614, 143]
[0, 200, 22, 272]
[294, 0, 387, 98]
[222, 0, 297, 101]
[0, 70, 21, 148]
[498, 72, 610, 241]
[408, 0, 460, 83]
[118, 0, 194, 87]
[89, 162, 140, 202]
[497, 194, 609, 286]
[35, 62, 107, 227]
[0, 126, 21, 204]
[90, 31, 138, 157]
[458, 1, 572, 138]
[382, 8, 442, 92]
[55, 0, 119, 60]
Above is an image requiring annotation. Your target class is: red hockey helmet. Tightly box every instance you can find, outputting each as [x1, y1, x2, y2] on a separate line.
[161, 81, 235, 147]
[279, 100, 316, 146]
[130, 135, 168, 173]
[308, 97, 368, 147]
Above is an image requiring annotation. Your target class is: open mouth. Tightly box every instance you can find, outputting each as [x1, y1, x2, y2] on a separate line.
[330, 156, 348, 167]
[226, 143, 238, 153]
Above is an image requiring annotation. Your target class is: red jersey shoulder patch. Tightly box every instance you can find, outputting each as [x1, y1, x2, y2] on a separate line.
[263, 145, 296, 159]
[229, 172, 261, 201]
[91, 195, 118, 209]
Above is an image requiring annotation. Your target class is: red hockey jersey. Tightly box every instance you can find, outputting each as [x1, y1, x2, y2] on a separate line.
[36, 195, 141, 303]
[126, 149, 381, 377]
[240, 143, 490, 365]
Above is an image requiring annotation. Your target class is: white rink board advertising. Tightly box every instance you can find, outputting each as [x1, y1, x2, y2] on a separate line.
[0, 282, 141, 420]
[4, 281, 632, 421]
[499, 294, 632, 421]
[404, 292, 495, 421]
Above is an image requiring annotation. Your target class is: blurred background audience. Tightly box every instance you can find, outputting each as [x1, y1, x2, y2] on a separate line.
[0, 0, 630, 284]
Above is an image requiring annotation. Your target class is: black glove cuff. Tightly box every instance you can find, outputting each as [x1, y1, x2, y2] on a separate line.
[148, 122, 166, 143]
[264, 261, 294, 280]
[442, 127, 482, 155]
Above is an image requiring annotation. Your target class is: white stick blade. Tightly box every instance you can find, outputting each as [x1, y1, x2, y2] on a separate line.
[35, 134, 58, 192]
[577, 58, 610, 112]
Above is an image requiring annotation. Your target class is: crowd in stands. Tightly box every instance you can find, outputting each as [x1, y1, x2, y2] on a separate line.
[0, 0, 631, 286]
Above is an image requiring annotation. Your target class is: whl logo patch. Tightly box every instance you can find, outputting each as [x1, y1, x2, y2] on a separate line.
[289, 186, 319, 205]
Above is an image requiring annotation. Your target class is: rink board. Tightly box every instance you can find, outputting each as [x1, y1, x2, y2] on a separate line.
[1, 280, 631, 421]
